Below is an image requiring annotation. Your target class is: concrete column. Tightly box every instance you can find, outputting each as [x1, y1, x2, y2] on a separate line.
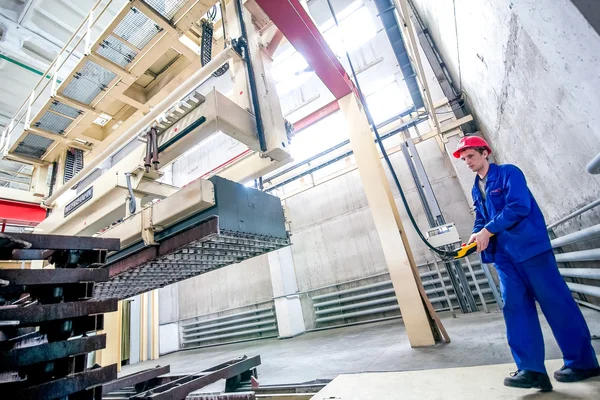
[340, 93, 436, 347]
[268, 247, 306, 339]
[129, 295, 141, 364]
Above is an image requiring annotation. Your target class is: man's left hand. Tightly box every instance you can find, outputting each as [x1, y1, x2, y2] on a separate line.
[469, 228, 493, 253]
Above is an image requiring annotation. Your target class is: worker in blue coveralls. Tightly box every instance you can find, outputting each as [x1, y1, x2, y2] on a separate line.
[454, 135, 599, 392]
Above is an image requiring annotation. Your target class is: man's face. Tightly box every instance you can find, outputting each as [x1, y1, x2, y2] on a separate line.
[460, 148, 489, 173]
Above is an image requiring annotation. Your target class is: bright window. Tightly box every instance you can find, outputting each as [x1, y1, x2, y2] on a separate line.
[289, 111, 348, 161]
[366, 82, 407, 124]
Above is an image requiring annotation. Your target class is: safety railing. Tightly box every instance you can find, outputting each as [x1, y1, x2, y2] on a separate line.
[179, 302, 278, 349]
[550, 199, 600, 310]
[307, 258, 498, 330]
[0, 0, 115, 156]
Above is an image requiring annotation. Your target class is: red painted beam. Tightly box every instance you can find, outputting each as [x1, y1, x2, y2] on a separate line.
[293, 100, 340, 133]
[0, 199, 46, 226]
[255, 0, 357, 99]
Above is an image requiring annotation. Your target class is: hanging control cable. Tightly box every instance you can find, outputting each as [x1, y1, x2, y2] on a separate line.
[325, 0, 472, 260]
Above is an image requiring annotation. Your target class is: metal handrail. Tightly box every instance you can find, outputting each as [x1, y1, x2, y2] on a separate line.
[547, 199, 600, 230]
[1, 0, 114, 153]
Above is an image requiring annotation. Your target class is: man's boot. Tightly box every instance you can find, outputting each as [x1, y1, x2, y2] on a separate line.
[504, 370, 553, 392]
[554, 366, 600, 382]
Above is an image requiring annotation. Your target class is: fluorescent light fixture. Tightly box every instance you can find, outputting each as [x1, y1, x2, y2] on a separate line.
[93, 113, 113, 126]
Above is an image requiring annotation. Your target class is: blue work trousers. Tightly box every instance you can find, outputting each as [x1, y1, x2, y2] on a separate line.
[494, 247, 598, 373]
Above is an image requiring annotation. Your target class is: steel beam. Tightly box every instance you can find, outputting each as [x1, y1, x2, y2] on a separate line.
[0, 268, 108, 285]
[0, 334, 106, 369]
[5, 233, 120, 251]
[9, 364, 117, 400]
[0, 299, 117, 326]
[133, 356, 261, 400]
[106, 217, 220, 277]
[102, 365, 170, 394]
[255, 0, 357, 99]
[0, 199, 46, 226]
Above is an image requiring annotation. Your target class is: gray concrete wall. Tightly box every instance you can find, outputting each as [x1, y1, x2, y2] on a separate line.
[176, 255, 273, 321]
[158, 0, 478, 333]
[410, 0, 600, 226]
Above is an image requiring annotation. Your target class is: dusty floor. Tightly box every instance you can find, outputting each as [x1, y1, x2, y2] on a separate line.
[122, 306, 600, 386]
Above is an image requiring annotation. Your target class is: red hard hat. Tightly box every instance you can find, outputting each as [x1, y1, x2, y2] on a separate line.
[452, 136, 492, 158]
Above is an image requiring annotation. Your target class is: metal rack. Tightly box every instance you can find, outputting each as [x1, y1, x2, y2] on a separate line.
[0, 232, 120, 399]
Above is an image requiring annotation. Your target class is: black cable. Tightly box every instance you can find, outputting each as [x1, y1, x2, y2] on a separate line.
[325, 0, 453, 258]
[125, 173, 136, 215]
[235, 0, 267, 152]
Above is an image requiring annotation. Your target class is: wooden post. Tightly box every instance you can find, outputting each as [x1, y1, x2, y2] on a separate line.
[339, 93, 436, 347]
[150, 289, 160, 360]
[140, 292, 148, 362]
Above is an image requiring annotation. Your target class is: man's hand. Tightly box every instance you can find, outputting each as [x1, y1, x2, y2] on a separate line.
[468, 228, 493, 253]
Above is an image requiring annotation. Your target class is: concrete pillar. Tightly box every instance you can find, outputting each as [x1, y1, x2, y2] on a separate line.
[129, 295, 141, 364]
[268, 247, 306, 339]
[340, 93, 436, 347]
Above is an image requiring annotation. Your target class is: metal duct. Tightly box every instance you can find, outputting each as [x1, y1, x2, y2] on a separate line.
[566, 282, 600, 298]
[373, 0, 424, 110]
[587, 152, 600, 174]
[559, 268, 600, 280]
[555, 249, 600, 263]
[551, 223, 600, 248]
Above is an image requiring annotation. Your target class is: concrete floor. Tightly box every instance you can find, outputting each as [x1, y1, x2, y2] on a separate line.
[123, 306, 600, 387]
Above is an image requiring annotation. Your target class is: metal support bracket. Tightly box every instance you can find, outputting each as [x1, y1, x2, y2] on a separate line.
[141, 206, 158, 246]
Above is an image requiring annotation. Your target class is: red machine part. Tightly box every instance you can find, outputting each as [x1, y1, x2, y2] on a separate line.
[0, 199, 46, 229]
[255, 0, 358, 99]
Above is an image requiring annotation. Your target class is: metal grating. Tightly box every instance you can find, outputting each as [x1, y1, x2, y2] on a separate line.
[94, 230, 290, 300]
[114, 7, 162, 50]
[97, 35, 138, 67]
[34, 111, 72, 134]
[144, 0, 188, 21]
[64, 148, 84, 184]
[50, 101, 82, 118]
[61, 60, 117, 105]
[13, 133, 55, 159]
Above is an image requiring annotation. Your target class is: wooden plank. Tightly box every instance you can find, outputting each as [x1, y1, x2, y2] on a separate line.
[440, 115, 474, 133]
[313, 359, 599, 399]
[339, 94, 435, 347]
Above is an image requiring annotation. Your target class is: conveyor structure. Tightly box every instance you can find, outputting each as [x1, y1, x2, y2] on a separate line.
[96, 176, 290, 300]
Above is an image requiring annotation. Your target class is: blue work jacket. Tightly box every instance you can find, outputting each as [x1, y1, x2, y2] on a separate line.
[472, 163, 552, 264]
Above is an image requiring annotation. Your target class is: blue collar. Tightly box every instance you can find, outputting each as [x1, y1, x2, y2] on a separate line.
[474, 163, 498, 186]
